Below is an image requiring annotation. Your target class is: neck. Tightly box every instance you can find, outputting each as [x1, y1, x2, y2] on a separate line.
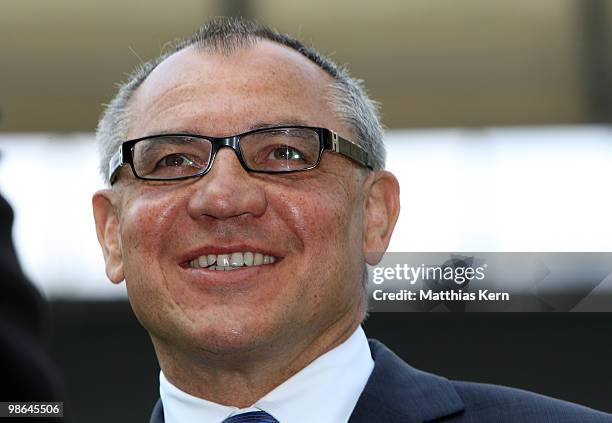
[152, 307, 364, 408]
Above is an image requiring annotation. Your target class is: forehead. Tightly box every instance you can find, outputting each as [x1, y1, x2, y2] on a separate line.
[128, 39, 339, 137]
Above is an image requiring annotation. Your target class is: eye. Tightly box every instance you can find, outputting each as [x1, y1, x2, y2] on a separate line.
[270, 145, 306, 161]
[158, 153, 197, 168]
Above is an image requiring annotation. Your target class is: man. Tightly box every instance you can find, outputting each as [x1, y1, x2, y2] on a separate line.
[0, 190, 62, 421]
[92, 18, 611, 423]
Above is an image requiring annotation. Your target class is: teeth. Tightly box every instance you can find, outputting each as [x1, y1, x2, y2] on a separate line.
[188, 252, 277, 269]
[230, 252, 244, 267]
[211, 266, 238, 271]
[198, 255, 208, 267]
[217, 254, 230, 267]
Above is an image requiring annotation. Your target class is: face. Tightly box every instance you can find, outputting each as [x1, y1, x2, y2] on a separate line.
[93, 41, 399, 359]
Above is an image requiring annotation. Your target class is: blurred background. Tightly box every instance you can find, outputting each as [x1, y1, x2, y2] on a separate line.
[1, 0, 611, 421]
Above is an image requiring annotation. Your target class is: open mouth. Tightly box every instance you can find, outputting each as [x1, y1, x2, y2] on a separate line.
[187, 251, 278, 271]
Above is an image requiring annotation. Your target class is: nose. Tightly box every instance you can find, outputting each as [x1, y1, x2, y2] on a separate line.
[187, 147, 267, 220]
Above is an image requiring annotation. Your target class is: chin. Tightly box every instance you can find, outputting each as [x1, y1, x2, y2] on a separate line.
[185, 318, 280, 354]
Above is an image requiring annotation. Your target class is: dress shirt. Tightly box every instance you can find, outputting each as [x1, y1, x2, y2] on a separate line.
[159, 326, 374, 423]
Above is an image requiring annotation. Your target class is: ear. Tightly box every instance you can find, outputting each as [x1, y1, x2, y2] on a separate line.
[92, 189, 125, 284]
[363, 170, 400, 265]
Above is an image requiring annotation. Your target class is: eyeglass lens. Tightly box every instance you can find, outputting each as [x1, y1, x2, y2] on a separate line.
[131, 128, 321, 179]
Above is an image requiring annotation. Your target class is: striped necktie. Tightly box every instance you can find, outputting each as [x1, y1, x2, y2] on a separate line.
[221, 410, 279, 423]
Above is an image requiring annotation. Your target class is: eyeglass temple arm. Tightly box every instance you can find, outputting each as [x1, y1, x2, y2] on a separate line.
[108, 146, 124, 184]
[327, 131, 373, 170]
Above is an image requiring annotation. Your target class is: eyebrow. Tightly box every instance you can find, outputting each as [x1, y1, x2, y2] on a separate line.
[248, 119, 311, 131]
[139, 119, 312, 138]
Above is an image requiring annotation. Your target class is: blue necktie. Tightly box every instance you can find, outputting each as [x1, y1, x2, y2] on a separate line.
[221, 410, 279, 423]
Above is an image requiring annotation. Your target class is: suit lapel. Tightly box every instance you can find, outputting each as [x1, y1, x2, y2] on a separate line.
[349, 340, 464, 423]
[149, 398, 164, 423]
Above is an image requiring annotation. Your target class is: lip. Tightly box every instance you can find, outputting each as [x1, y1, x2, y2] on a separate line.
[177, 244, 284, 267]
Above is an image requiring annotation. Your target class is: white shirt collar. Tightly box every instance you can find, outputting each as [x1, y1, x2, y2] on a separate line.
[159, 326, 374, 423]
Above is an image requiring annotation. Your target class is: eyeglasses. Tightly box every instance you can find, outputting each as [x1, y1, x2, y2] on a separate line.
[108, 125, 372, 184]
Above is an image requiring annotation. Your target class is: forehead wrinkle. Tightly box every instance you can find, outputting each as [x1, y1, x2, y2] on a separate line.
[137, 101, 317, 139]
[133, 77, 289, 129]
[141, 83, 201, 118]
[134, 88, 326, 139]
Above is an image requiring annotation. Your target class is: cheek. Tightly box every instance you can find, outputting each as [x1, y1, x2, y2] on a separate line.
[275, 188, 346, 251]
[273, 179, 365, 293]
[280, 181, 363, 254]
[120, 191, 185, 270]
[118, 191, 192, 338]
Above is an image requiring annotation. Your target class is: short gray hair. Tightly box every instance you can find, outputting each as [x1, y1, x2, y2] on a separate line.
[96, 17, 385, 185]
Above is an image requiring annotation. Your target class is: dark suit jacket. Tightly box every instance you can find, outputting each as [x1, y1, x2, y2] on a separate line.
[149, 339, 612, 423]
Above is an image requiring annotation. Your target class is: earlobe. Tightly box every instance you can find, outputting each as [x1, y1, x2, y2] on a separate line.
[92, 190, 125, 284]
[363, 171, 400, 265]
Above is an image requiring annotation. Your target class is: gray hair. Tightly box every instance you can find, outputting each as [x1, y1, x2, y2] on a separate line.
[95, 17, 385, 185]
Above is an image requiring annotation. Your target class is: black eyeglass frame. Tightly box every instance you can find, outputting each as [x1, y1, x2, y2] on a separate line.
[108, 125, 373, 184]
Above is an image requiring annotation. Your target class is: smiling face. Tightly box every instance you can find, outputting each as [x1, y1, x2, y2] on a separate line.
[93, 40, 397, 364]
